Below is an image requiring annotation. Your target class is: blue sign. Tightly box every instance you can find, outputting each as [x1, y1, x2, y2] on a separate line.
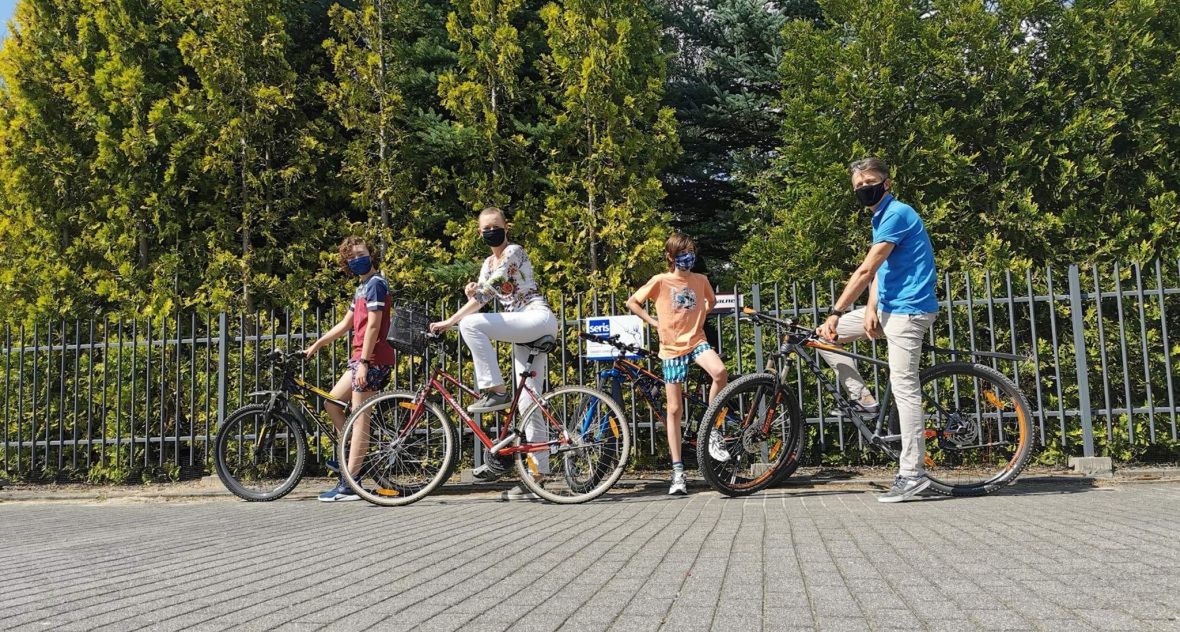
[583, 315, 646, 361]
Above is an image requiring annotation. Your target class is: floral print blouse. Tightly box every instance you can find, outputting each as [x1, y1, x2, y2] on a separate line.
[473, 244, 551, 313]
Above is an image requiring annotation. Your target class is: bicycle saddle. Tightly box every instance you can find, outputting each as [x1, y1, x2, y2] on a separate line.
[524, 335, 558, 353]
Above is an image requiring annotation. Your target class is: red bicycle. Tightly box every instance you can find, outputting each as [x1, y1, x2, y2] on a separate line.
[338, 330, 631, 505]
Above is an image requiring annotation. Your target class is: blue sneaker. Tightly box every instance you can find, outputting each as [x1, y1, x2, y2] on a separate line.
[318, 480, 360, 502]
[324, 458, 340, 473]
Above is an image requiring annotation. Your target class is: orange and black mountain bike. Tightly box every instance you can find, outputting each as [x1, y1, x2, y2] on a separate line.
[697, 308, 1034, 497]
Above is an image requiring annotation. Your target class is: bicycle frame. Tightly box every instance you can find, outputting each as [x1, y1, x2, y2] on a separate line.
[405, 362, 571, 458]
[596, 357, 709, 436]
[781, 338, 902, 453]
[244, 373, 349, 440]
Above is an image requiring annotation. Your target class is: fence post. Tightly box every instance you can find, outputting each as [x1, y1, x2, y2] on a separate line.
[216, 312, 229, 428]
[751, 284, 763, 373]
[1067, 265, 1096, 457]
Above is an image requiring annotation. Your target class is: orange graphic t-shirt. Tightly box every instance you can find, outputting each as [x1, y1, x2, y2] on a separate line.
[631, 272, 716, 360]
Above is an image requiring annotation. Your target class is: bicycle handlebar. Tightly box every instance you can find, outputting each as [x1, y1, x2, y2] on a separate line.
[578, 332, 654, 358]
[740, 307, 813, 333]
[741, 307, 1030, 361]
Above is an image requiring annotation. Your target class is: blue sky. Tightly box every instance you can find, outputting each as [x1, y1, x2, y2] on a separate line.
[0, 0, 15, 40]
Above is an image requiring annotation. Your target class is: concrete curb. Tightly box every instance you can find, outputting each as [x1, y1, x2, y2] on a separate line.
[2, 468, 1177, 504]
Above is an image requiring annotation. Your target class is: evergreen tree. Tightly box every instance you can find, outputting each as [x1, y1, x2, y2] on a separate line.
[0, 0, 190, 319]
[323, 0, 462, 292]
[659, 0, 818, 280]
[533, 0, 679, 292]
[738, 0, 1180, 284]
[436, 0, 551, 271]
[170, 0, 335, 311]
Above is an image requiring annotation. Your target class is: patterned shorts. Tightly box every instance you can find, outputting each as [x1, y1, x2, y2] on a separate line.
[661, 343, 712, 384]
[348, 359, 392, 392]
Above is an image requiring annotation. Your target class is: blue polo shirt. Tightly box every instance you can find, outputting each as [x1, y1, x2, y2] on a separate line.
[871, 194, 938, 314]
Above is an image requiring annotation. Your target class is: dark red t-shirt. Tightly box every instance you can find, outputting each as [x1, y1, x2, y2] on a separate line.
[349, 272, 395, 365]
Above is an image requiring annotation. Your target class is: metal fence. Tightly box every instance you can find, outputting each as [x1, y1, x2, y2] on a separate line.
[3, 260, 1179, 477]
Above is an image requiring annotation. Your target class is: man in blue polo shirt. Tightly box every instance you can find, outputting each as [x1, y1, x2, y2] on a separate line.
[816, 156, 939, 503]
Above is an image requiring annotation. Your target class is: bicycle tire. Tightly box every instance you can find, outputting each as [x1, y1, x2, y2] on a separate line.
[514, 385, 632, 504]
[339, 390, 458, 507]
[214, 404, 307, 502]
[696, 373, 804, 497]
[918, 362, 1034, 496]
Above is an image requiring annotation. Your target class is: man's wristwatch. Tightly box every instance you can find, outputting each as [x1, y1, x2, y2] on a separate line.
[828, 308, 847, 319]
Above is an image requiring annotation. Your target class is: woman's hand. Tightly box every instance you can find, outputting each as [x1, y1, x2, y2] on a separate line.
[303, 342, 320, 359]
[429, 319, 453, 334]
[464, 282, 478, 300]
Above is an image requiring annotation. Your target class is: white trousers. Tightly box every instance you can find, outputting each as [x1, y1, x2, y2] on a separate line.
[459, 309, 559, 473]
[817, 308, 937, 477]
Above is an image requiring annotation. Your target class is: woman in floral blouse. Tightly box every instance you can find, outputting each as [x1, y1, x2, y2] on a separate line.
[429, 207, 559, 499]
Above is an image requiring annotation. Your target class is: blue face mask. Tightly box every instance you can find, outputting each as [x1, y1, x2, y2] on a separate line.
[347, 255, 372, 276]
[673, 252, 696, 271]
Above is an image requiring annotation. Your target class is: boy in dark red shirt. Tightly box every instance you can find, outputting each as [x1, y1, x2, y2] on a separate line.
[304, 236, 395, 501]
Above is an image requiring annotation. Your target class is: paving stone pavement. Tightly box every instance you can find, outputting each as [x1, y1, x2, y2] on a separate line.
[2, 480, 1179, 631]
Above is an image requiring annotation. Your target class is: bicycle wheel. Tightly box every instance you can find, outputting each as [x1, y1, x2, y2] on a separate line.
[513, 385, 631, 504]
[339, 390, 457, 507]
[696, 373, 805, 497]
[214, 404, 307, 502]
[918, 362, 1033, 496]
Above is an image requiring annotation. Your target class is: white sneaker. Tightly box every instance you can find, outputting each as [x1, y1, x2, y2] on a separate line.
[707, 432, 730, 463]
[668, 470, 687, 495]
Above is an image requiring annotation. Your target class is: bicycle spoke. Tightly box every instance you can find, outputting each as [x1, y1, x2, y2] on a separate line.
[341, 392, 454, 506]
[514, 386, 631, 503]
[920, 364, 1032, 494]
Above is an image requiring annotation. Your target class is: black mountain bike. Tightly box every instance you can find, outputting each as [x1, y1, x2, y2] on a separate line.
[697, 308, 1034, 497]
[214, 350, 351, 501]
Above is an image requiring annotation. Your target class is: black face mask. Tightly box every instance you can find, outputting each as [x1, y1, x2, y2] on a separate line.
[482, 227, 506, 248]
[854, 182, 887, 207]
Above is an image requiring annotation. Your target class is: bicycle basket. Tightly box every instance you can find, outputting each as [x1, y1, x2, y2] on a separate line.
[388, 303, 433, 356]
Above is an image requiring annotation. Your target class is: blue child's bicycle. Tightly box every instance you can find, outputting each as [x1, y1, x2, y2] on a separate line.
[577, 332, 723, 475]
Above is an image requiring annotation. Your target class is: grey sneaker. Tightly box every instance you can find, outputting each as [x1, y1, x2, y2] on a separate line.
[669, 470, 688, 495]
[471, 463, 499, 481]
[469, 391, 512, 413]
[500, 483, 543, 502]
[707, 432, 730, 463]
[836, 400, 880, 418]
[878, 474, 931, 503]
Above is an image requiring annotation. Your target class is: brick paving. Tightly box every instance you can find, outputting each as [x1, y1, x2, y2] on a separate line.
[2, 480, 1179, 631]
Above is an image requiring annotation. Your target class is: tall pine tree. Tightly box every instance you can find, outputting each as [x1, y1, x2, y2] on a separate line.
[659, 0, 819, 279]
[171, 0, 334, 311]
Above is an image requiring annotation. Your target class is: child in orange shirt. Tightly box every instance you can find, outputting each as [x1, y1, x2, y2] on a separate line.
[626, 232, 729, 495]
